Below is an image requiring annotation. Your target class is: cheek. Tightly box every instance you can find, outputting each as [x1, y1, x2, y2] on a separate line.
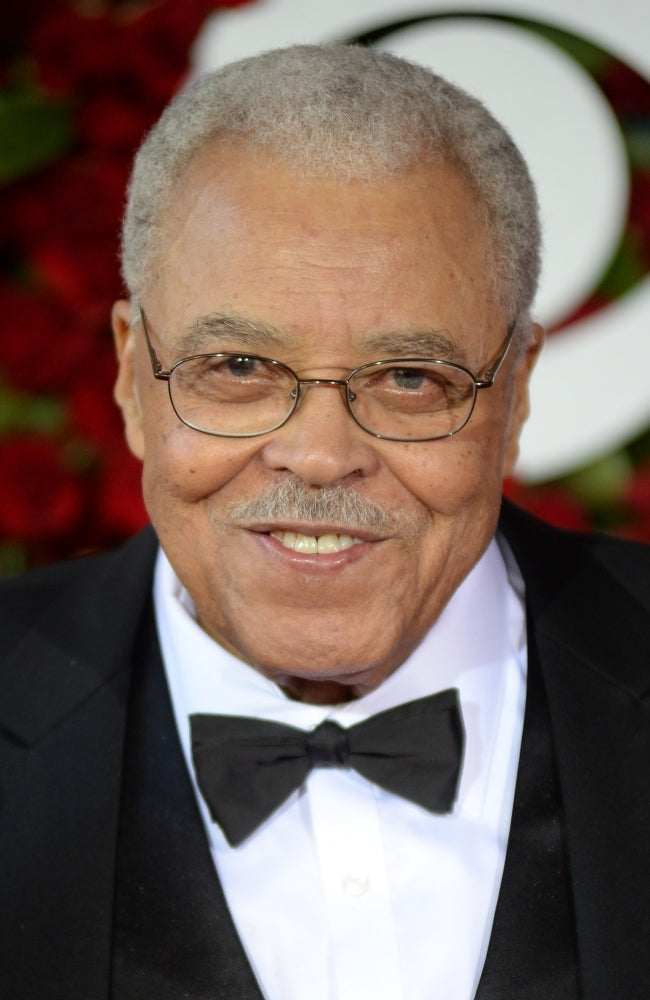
[140, 418, 263, 513]
[395, 434, 502, 517]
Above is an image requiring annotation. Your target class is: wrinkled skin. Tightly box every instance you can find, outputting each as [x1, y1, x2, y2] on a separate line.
[113, 145, 542, 703]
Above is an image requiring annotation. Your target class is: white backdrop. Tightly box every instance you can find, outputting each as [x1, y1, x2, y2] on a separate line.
[194, 1, 650, 482]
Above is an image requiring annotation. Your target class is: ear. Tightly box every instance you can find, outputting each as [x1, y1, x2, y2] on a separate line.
[503, 322, 544, 477]
[112, 299, 145, 460]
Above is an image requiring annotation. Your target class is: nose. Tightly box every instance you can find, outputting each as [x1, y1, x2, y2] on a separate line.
[260, 381, 381, 486]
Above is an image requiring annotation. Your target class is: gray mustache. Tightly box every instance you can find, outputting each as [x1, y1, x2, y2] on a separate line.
[225, 481, 417, 535]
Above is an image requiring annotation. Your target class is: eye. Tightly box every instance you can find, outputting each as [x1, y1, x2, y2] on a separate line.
[373, 364, 457, 398]
[224, 356, 262, 378]
[389, 367, 428, 390]
[186, 355, 275, 384]
[355, 362, 475, 414]
[172, 353, 292, 405]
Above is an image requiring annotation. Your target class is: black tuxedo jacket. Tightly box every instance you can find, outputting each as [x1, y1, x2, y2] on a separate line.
[1, 500, 649, 998]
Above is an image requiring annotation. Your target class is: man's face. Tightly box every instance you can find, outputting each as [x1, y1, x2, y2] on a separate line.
[113, 144, 541, 701]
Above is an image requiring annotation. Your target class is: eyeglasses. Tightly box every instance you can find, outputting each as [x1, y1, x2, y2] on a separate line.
[139, 307, 516, 442]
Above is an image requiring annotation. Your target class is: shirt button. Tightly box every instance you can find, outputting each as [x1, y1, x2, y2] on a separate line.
[341, 872, 370, 896]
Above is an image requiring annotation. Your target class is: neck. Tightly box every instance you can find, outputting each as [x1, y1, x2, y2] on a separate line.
[281, 676, 360, 704]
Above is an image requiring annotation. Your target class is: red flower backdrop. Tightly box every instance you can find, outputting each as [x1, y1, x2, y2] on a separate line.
[0, 0, 254, 575]
[0, 1, 649, 576]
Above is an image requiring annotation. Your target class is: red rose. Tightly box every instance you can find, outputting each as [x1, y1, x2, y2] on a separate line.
[0, 433, 86, 542]
[31, 237, 121, 325]
[77, 92, 153, 153]
[29, 6, 124, 96]
[3, 158, 128, 330]
[28, 1, 250, 110]
[547, 291, 611, 333]
[4, 158, 127, 255]
[68, 348, 148, 536]
[122, 2, 209, 106]
[68, 348, 126, 451]
[18, 158, 128, 323]
[503, 478, 592, 532]
[0, 0, 54, 62]
[629, 169, 650, 269]
[94, 443, 148, 537]
[0, 282, 98, 393]
[598, 59, 650, 118]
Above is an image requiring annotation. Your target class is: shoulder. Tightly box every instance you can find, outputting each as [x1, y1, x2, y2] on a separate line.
[0, 527, 159, 653]
[499, 500, 650, 703]
[583, 531, 650, 608]
[0, 527, 159, 749]
[499, 498, 650, 610]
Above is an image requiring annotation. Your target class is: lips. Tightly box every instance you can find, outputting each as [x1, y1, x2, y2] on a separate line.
[269, 530, 363, 553]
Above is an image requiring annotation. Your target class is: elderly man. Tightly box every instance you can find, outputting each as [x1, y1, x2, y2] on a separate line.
[1, 44, 649, 1000]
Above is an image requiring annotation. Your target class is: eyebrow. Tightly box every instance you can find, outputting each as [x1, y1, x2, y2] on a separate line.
[176, 314, 291, 355]
[175, 314, 460, 362]
[358, 330, 458, 360]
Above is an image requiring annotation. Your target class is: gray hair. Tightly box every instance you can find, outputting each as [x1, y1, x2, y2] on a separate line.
[122, 44, 540, 328]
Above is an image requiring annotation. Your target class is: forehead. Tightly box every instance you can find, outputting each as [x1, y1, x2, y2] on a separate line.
[149, 145, 502, 358]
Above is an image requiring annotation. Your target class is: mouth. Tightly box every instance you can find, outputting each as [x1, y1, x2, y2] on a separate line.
[224, 484, 401, 558]
[268, 530, 364, 554]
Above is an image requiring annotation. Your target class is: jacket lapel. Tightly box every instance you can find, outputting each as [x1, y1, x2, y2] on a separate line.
[476, 632, 579, 999]
[111, 597, 264, 999]
[500, 501, 650, 999]
[0, 529, 158, 1000]
[0, 527, 264, 1000]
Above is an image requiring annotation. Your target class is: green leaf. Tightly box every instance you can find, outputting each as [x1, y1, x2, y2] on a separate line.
[0, 84, 74, 185]
[0, 385, 65, 434]
[596, 233, 647, 298]
[562, 450, 633, 506]
[625, 123, 650, 169]
[0, 541, 29, 578]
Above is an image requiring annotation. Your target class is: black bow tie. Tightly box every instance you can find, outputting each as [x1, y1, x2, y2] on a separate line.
[190, 689, 464, 846]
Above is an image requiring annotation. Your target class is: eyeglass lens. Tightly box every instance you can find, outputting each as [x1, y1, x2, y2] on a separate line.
[167, 354, 478, 441]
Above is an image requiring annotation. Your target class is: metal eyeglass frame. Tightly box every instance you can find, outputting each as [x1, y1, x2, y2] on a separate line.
[138, 305, 517, 442]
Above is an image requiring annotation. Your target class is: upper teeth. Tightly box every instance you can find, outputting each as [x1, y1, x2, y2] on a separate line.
[270, 531, 362, 553]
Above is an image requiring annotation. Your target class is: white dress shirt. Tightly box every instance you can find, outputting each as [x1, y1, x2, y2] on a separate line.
[154, 537, 527, 1000]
